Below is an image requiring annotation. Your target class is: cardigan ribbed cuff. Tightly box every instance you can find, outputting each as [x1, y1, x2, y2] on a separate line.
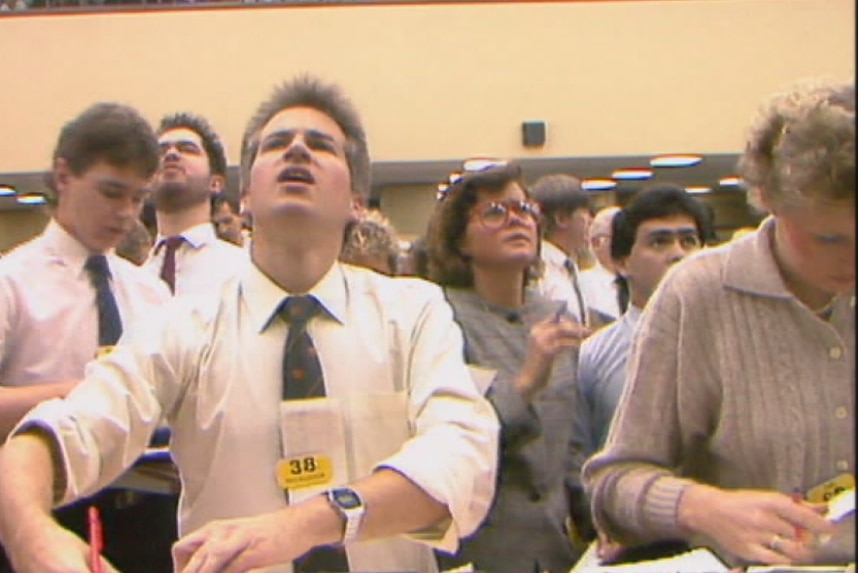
[640, 475, 694, 539]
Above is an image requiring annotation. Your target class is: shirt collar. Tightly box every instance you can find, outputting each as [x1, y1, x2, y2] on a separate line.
[541, 241, 570, 268]
[723, 217, 793, 300]
[624, 304, 643, 330]
[155, 222, 218, 251]
[42, 218, 107, 277]
[241, 259, 349, 334]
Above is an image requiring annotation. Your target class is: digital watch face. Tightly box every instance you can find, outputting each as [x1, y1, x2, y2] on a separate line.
[333, 489, 361, 509]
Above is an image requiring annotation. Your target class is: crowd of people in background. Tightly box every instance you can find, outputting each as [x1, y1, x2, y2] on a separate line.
[0, 75, 853, 573]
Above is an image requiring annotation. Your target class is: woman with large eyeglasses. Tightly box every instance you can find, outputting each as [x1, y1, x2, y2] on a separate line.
[426, 160, 593, 573]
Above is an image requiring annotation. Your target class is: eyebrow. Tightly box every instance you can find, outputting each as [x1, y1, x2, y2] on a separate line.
[97, 178, 132, 190]
[260, 128, 339, 144]
[646, 226, 699, 235]
[158, 138, 202, 148]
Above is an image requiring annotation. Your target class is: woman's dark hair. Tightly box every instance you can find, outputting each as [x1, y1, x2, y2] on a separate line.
[426, 162, 539, 288]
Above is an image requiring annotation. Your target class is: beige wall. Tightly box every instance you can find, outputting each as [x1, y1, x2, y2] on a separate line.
[0, 0, 853, 249]
[0, 0, 853, 173]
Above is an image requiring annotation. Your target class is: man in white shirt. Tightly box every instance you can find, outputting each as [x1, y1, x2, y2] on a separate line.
[0, 103, 172, 572]
[579, 205, 622, 324]
[531, 173, 593, 340]
[144, 112, 245, 296]
[577, 184, 708, 455]
[0, 76, 499, 573]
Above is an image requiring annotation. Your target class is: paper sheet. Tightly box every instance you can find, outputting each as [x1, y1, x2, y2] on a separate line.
[571, 542, 728, 573]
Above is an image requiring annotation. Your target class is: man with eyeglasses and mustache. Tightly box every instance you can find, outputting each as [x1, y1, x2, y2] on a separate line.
[0, 75, 499, 573]
[144, 112, 245, 297]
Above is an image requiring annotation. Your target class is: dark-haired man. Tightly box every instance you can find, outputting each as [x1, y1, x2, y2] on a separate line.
[0, 103, 170, 572]
[0, 77, 498, 573]
[144, 113, 245, 296]
[577, 184, 708, 455]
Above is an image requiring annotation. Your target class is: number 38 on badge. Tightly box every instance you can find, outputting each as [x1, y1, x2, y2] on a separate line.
[276, 454, 334, 490]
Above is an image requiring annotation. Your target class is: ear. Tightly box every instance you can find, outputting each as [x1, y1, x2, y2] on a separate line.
[349, 194, 366, 222]
[209, 174, 226, 194]
[754, 185, 781, 215]
[613, 256, 629, 278]
[553, 210, 571, 230]
[52, 158, 72, 198]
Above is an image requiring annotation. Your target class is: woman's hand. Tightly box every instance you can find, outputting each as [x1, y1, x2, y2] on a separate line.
[515, 315, 587, 400]
[678, 483, 835, 565]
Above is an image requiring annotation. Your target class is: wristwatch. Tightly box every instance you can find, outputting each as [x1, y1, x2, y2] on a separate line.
[326, 487, 366, 544]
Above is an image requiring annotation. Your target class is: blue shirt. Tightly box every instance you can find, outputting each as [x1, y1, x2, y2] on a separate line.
[577, 305, 642, 455]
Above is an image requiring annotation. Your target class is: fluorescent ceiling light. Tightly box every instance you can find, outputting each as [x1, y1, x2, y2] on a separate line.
[0, 185, 16, 197]
[718, 176, 743, 187]
[685, 186, 712, 194]
[16, 194, 46, 205]
[582, 179, 617, 191]
[650, 154, 703, 168]
[611, 168, 652, 181]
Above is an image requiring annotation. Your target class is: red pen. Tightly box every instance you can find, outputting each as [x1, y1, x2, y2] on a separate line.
[791, 488, 807, 542]
[88, 505, 104, 573]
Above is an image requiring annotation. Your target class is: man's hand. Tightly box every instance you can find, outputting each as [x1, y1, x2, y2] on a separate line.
[6, 515, 119, 573]
[678, 484, 835, 565]
[173, 508, 323, 573]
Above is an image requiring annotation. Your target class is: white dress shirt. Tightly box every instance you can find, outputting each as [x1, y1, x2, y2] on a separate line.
[535, 241, 589, 325]
[579, 262, 621, 322]
[16, 260, 499, 573]
[0, 219, 170, 388]
[144, 222, 246, 297]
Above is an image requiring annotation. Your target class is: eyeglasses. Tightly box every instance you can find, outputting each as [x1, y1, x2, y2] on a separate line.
[645, 230, 702, 252]
[472, 199, 541, 229]
[436, 158, 513, 200]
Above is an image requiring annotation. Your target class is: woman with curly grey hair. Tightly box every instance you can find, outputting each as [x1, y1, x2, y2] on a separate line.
[584, 79, 854, 568]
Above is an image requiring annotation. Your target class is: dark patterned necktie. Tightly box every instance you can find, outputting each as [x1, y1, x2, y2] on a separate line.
[158, 236, 185, 294]
[84, 255, 123, 346]
[564, 258, 588, 327]
[280, 295, 350, 572]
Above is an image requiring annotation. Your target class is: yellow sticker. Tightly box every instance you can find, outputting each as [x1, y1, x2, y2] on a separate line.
[95, 345, 116, 359]
[276, 454, 333, 490]
[807, 473, 855, 503]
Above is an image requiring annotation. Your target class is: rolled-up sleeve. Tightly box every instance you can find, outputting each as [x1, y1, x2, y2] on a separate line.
[374, 287, 499, 552]
[11, 305, 191, 506]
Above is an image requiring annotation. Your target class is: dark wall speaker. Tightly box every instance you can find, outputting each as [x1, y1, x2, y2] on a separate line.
[522, 121, 546, 147]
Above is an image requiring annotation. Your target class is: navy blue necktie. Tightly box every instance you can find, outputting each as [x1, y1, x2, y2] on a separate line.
[85, 255, 123, 346]
[280, 296, 350, 572]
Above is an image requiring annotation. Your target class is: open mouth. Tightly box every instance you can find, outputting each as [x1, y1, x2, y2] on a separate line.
[277, 166, 315, 185]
